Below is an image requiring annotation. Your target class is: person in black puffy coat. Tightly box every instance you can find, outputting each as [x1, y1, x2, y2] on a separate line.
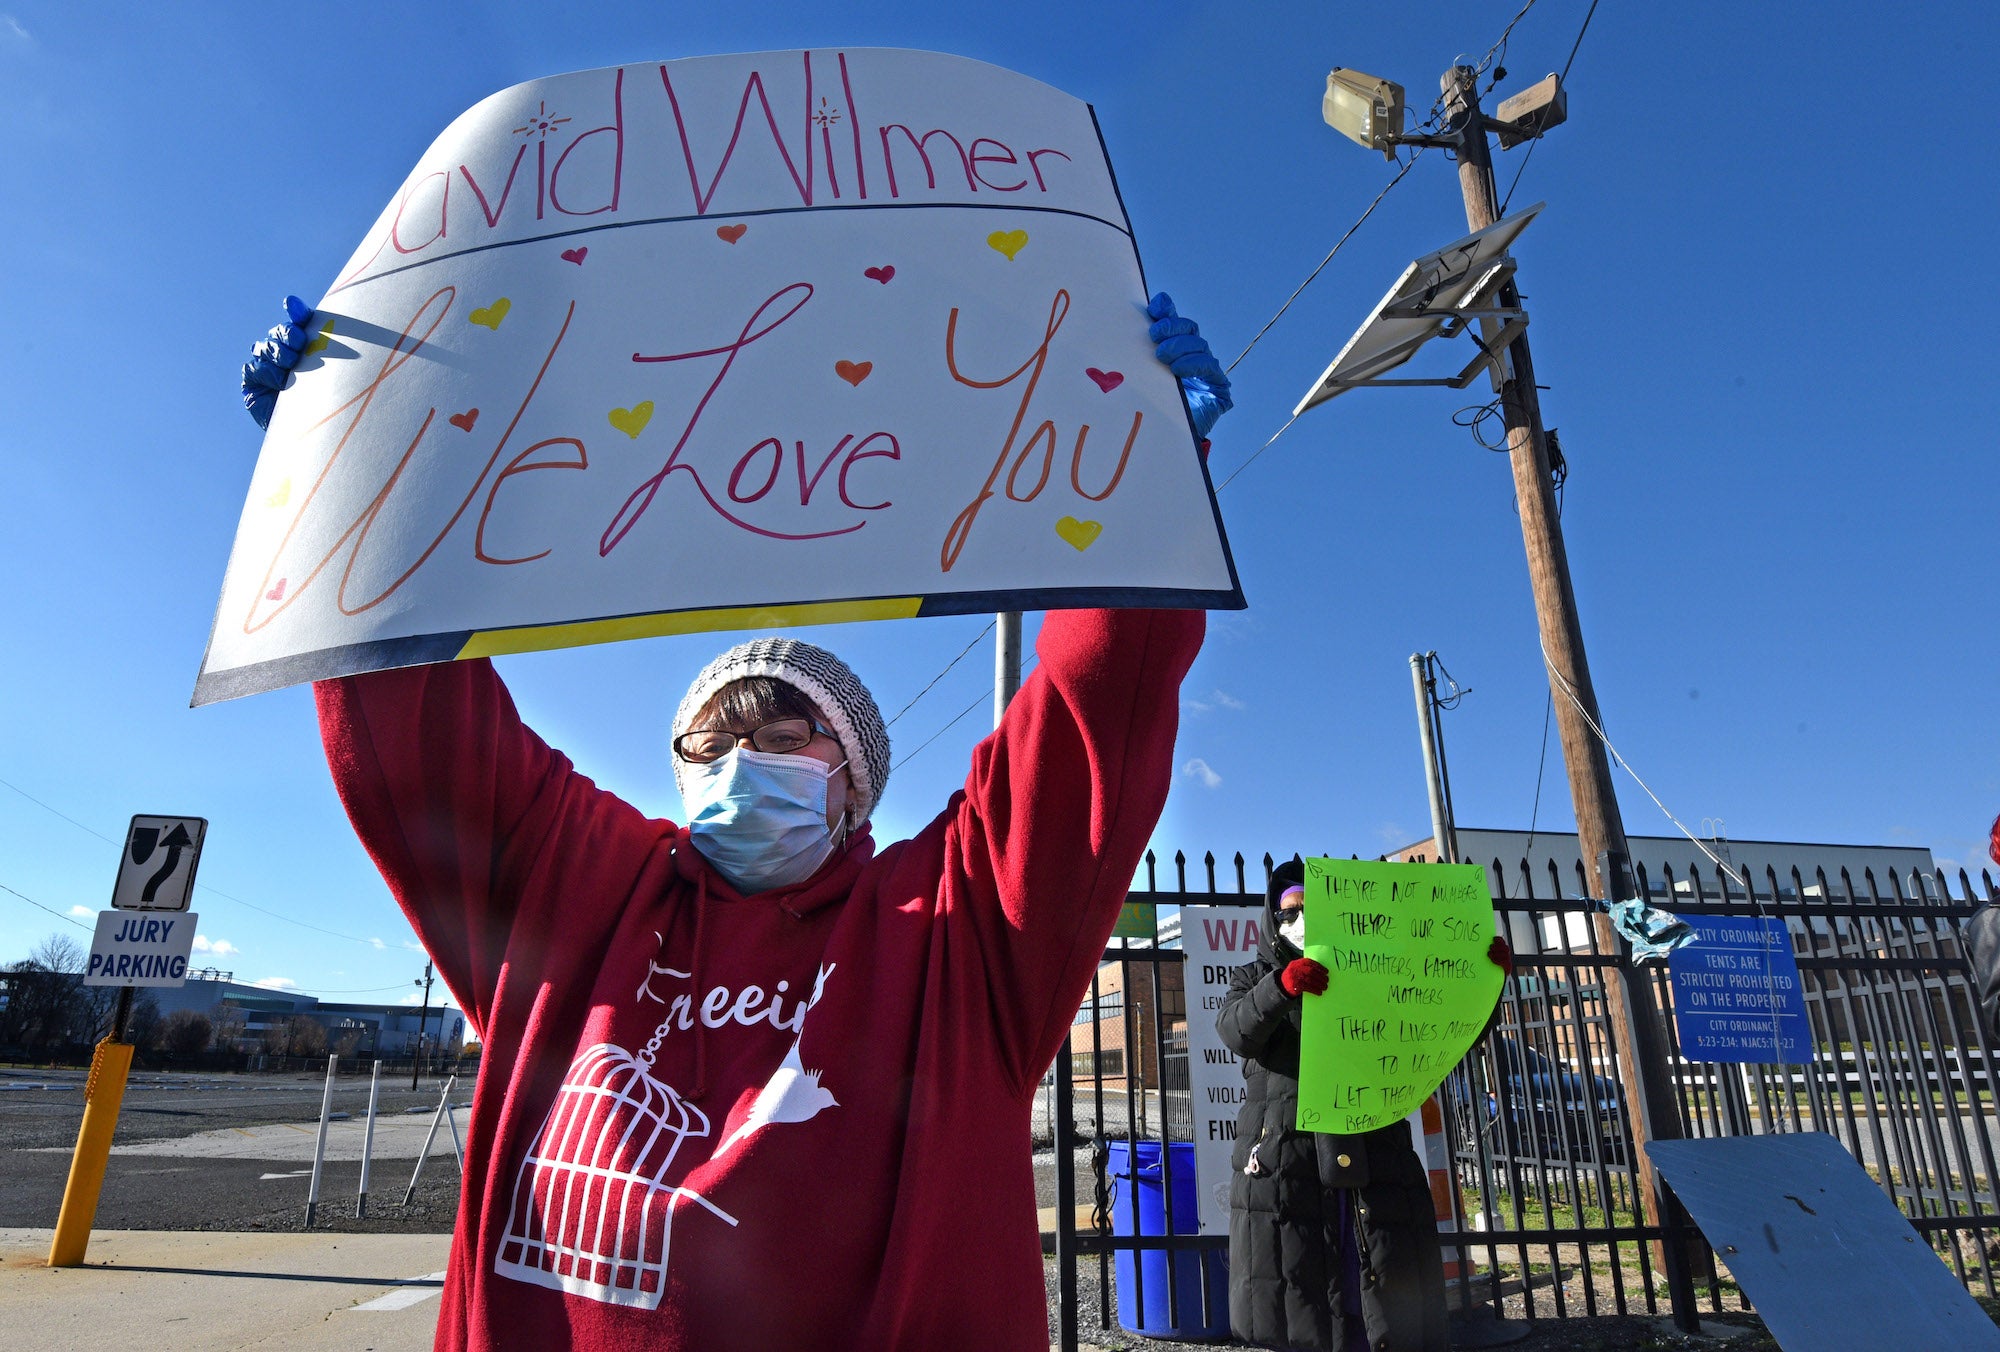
[1218, 857, 1502, 1352]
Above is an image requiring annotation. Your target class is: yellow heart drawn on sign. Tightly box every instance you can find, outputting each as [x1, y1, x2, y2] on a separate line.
[304, 317, 334, 355]
[987, 229, 1029, 260]
[1055, 516, 1102, 551]
[469, 298, 511, 330]
[609, 401, 654, 438]
[266, 478, 291, 508]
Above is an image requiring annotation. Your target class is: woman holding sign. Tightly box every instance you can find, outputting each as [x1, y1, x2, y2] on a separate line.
[241, 296, 1230, 1352]
[1217, 859, 1509, 1352]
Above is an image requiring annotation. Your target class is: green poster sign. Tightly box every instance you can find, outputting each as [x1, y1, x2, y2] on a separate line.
[1295, 857, 1504, 1135]
[1110, 900, 1157, 941]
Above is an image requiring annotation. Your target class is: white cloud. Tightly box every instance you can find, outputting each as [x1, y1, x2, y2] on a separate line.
[68, 905, 92, 918]
[1180, 689, 1245, 717]
[369, 937, 387, 950]
[399, 991, 426, 1006]
[251, 976, 298, 991]
[192, 935, 239, 956]
[1181, 758, 1223, 790]
[0, 15, 32, 46]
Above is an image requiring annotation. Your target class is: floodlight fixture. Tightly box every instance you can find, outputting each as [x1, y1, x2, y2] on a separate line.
[1323, 68, 1406, 160]
[1493, 74, 1568, 150]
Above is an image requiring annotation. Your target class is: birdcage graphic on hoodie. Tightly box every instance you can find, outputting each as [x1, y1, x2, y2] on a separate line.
[496, 1040, 737, 1308]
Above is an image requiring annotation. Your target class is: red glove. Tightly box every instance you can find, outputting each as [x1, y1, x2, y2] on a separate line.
[1489, 935, 1513, 976]
[1279, 958, 1329, 997]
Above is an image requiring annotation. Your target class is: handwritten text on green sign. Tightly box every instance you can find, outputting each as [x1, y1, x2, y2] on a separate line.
[1296, 858, 1503, 1134]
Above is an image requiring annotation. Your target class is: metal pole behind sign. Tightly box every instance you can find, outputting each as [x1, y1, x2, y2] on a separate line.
[304, 1053, 337, 1228]
[357, 1059, 383, 1218]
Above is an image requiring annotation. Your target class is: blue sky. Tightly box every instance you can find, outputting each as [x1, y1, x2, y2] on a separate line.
[3, 2, 1996, 1009]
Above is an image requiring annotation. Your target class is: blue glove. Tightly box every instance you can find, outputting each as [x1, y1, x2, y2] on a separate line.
[1147, 292, 1233, 442]
[240, 295, 315, 430]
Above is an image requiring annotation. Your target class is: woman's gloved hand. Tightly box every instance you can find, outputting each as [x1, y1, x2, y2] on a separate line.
[240, 295, 316, 430]
[1146, 293, 1233, 441]
[1279, 957, 1329, 998]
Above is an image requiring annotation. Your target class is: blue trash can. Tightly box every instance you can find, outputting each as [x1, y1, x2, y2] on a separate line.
[1106, 1139, 1231, 1340]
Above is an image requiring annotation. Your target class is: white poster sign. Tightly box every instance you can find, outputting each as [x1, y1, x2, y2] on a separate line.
[85, 911, 199, 988]
[196, 49, 1242, 703]
[1180, 904, 1267, 1235]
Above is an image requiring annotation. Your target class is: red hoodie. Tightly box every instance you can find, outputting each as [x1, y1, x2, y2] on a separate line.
[315, 607, 1202, 1351]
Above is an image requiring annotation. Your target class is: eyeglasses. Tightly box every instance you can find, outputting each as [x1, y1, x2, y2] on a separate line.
[674, 717, 832, 764]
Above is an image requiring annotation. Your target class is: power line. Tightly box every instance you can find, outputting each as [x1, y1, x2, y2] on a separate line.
[0, 773, 390, 948]
[1500, 0, 1601, 215]
[891, 657, 1040, 773]
[883, 621, 995, 728]
[0, 880, 93, 932]
[1224, 153, 1423, 375]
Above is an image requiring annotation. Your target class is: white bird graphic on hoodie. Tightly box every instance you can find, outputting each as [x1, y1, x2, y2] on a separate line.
[718, 1037, 838, 1155]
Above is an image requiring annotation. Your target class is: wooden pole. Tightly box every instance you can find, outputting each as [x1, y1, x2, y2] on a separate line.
[1440, 64, 1698, 1326]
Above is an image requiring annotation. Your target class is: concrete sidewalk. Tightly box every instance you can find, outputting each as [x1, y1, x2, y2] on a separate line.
[0, 1228, 450, 1351]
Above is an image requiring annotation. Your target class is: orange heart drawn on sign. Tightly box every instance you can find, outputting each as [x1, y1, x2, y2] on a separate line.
[469, 298, 510, 330]
[716, 224, 748, 244]
[1056, 516, 1103, 551]
[987, 229, 1029, 260]
[449, 408, 480, 432]
[835, 360, 873, 387]
[609, 402, 654, 438]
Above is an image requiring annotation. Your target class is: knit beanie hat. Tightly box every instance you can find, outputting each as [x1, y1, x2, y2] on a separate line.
[673, 637, 891, 824]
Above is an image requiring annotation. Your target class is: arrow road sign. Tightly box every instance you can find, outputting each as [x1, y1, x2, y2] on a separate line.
[111, 815, 207, 913]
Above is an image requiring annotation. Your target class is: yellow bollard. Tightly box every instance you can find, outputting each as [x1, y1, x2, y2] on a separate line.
[47, 1038, 135, 1267]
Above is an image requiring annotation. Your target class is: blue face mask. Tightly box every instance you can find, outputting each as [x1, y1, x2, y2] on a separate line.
[683, 747, 848, 894]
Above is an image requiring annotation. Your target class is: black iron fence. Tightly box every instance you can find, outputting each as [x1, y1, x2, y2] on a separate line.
[1048, 849, 2000, 1348]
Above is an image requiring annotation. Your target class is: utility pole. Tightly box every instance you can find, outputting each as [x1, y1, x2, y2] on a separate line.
[994, 612, 1022, 729]
[1408, 653, 1459, 866]
[1439, 64, 1697, 1319]
[411, 961, 434, 1092]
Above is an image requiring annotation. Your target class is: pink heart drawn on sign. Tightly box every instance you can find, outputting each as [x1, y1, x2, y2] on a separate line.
[716, 224, 747, 244]
[864, 265, 895, 284]
[449, 408, 480, 432]
[561, 247, 588, 265]
[1085, 368, 1124, 393]
[835, 360, 873, 387]
[266, 579, 287, 601]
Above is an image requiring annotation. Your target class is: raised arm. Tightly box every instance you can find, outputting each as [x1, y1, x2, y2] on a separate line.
[1217, 961, 1298, 1062]
[941, 606, 1203, 1092]
[316, 658, 650, 1032]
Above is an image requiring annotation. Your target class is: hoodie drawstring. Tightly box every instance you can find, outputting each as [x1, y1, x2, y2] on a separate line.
[688, 868, 710, 1101]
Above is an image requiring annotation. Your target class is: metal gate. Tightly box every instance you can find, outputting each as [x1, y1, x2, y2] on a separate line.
[1047, 850, 2000, 1346]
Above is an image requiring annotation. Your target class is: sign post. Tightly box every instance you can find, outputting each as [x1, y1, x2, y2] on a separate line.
[48, 815, 207, 1268]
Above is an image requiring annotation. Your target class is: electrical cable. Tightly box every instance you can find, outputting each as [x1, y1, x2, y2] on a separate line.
[1500, 0, 1602, 216]
[1212, 412, 1301, 492]
[883, 621, 995, 728]
[1224, 155, 1422, 376]
[0, 880, 94, 932]
[891, 656, 1040, 773]
[0, 773, 398, 949]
